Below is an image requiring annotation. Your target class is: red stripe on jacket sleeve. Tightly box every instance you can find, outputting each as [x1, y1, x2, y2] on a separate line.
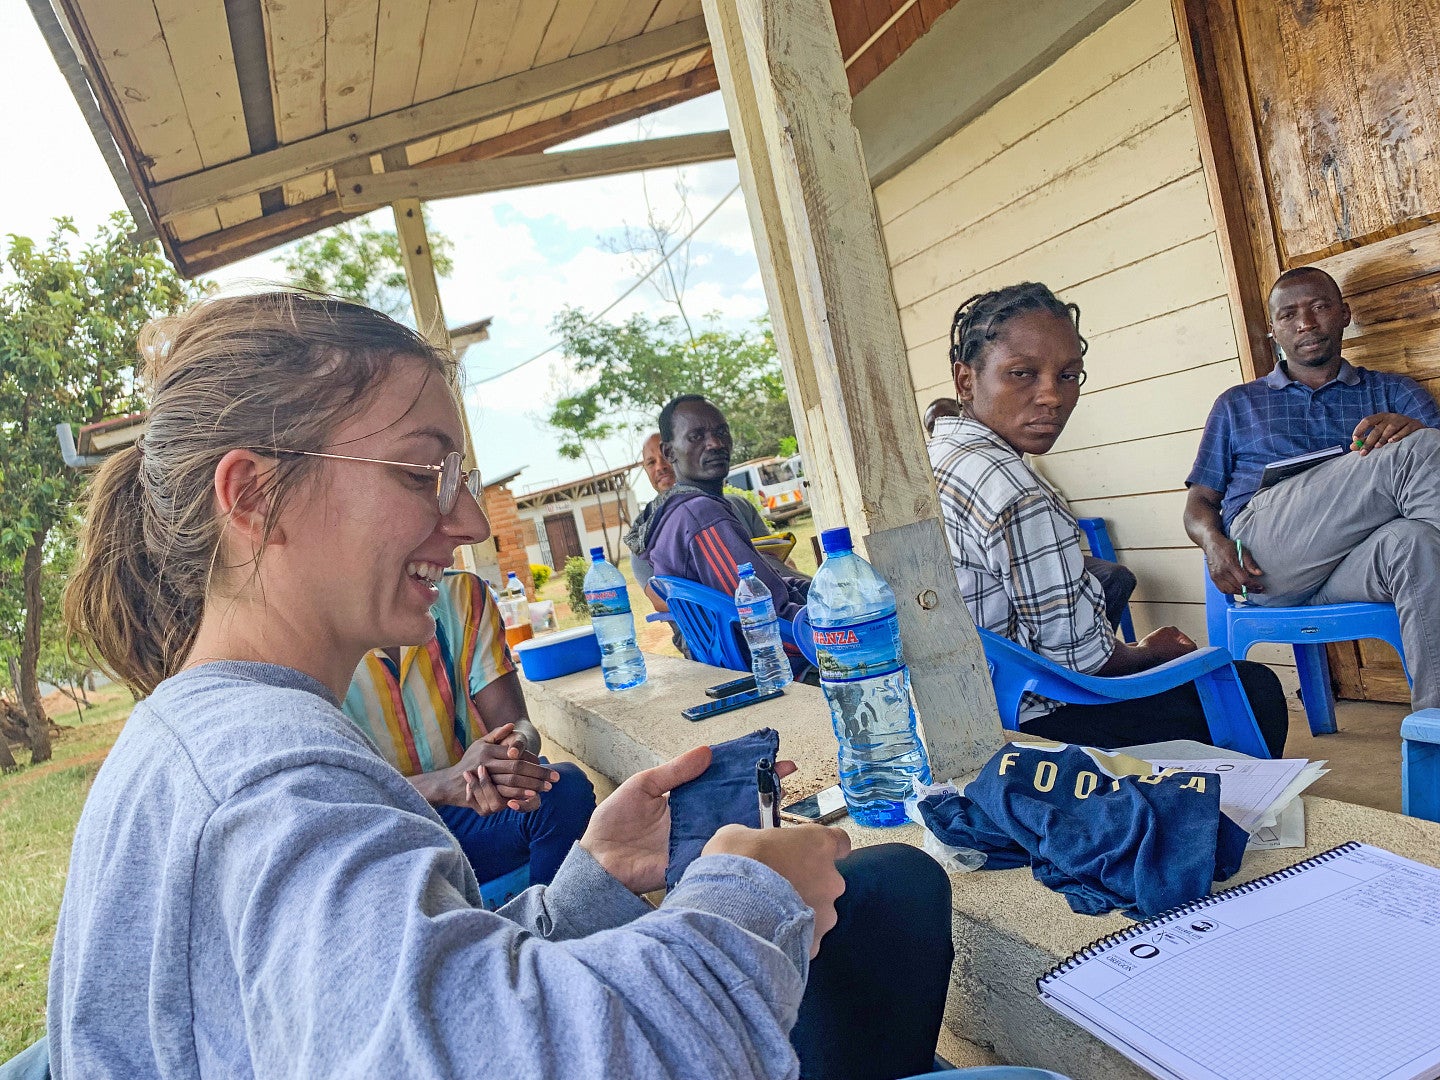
[695, 526, 742, 593]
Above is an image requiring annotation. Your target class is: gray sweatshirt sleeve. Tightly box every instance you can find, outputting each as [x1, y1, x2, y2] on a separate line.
[200, 762, 810, 1080]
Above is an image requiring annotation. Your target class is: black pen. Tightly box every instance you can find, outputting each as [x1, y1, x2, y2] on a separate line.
[756, 758, 781, 829]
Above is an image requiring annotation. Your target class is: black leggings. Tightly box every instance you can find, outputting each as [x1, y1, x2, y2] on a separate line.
[1019, 658, 1289, 758]
[790, 844, 954, 1080]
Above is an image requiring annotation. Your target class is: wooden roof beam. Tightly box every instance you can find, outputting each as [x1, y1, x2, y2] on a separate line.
[149, 16, 711, 223]
[428, 65, 720, 168]
[337, 131, 735, 210]
[173, 67, 721, 277]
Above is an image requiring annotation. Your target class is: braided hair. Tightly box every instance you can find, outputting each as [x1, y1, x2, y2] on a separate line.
[949, 282, 1089, 373]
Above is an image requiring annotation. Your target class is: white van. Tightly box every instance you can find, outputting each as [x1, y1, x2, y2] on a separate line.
[726, 455, 808, 522]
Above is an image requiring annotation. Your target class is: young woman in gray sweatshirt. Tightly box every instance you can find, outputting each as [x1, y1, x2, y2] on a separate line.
[49, 292, 952, 1080]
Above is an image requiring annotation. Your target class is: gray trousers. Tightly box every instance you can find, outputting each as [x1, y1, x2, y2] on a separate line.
[1230, 427, 1440, 709]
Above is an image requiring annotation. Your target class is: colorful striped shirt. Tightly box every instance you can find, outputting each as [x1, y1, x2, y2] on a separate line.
[342, 571, 515, 777]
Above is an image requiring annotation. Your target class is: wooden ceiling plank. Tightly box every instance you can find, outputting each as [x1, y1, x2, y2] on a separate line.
[215, 192, 264, 229]
[369, 0, 428, 115]
[503, 101, 551, 134]
[152, 0, 250, 168]
[412, 0, 478, 103]
[70, 0, 204, 182]
[645, 0, 700, 31]
[534, 0, 598, 68]
[284, 172, 332, 205]
[454, 0, 525, 89]
[149, 14, 710, 220]
[635, 56, 684, 91]
[263, 0, 327, 146]
[496, 0, 561, 80]
[336, 129, 734, 208]
[434, 64, 719, 164]
[325, 0, 381, 129]
[170, 207, 227, 241]
[572, 0, 648, 55]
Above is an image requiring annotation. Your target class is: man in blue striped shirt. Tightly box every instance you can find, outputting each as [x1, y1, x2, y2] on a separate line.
[1184, 266, 1440, 709]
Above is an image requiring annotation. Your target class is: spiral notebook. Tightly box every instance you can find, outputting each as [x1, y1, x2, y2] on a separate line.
[1038, 842, 1440, 1080]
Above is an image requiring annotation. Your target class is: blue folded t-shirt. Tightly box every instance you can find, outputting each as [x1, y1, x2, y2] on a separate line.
[918, 742, 1248, 918]
[665, 728, 780, 891]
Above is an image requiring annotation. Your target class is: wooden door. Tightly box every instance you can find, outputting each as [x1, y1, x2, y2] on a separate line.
[1178, 0, 1440, 703]
[543, 512, 583, 570]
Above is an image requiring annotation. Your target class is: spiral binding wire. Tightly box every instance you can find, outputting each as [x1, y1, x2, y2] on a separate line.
[1039, 841, 1361, 983]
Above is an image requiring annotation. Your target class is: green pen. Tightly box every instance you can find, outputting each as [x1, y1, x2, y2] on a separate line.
[1236, 539, 1248, 601]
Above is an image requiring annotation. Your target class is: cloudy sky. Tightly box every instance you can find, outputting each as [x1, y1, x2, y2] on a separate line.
[0, 0, 768, 503]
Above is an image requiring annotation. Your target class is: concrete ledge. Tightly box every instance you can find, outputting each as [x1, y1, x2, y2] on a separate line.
[525, 655, 1440, 1077]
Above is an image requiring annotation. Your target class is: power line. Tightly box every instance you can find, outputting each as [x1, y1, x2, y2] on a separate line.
[464, 182, 742, 387]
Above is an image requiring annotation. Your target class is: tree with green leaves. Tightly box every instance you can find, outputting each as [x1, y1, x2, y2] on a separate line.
[280, 214, 453, 319]
[545, 308, 794, 464]
[0, 213, 206, 763]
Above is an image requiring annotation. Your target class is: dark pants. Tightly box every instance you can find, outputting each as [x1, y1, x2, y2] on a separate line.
[1019, 659, 1289, 759]
[791, 844, 954, 1080]
[437, 761, 596, 885]
[1083, 556, 1137, 633]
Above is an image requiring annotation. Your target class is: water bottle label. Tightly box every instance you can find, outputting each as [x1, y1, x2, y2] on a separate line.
[737, 598, 776, 626]
[812, 612, 903, 682]
[585, 586, 631, 617]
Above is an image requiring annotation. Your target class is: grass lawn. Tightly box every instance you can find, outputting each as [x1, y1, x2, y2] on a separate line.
[0, 682, 135, 1058]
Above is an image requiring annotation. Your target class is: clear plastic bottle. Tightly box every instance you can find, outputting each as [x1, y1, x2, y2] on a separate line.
[734, 563, 793, 694]
[497, 572, 534, 647]
[582, 547, 647, 691]
[806, 526, 931, 827]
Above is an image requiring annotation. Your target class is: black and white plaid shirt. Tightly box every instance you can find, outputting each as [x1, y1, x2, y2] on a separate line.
[928, 415, 1116, 720]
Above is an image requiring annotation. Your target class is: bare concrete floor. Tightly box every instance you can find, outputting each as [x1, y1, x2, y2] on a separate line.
[1284, 697, 1409, 813]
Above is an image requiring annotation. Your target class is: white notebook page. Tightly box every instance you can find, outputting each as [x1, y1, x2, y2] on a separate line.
[1040, 843, 1440, 1080]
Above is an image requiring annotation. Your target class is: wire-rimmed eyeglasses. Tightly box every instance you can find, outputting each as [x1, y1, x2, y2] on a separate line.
[268, 448, 482, 515]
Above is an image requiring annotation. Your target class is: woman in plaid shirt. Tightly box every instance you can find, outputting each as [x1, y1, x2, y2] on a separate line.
[928, 282, 1287, 756]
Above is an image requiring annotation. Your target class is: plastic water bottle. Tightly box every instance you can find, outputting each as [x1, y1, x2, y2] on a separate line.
[583, 547, 647, 691]
[497, 572, 534, 647]
[734, 563, 793, 693]
[807, 526, 931, 827]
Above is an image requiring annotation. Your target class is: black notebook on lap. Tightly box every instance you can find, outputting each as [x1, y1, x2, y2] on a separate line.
[1257, 444, 1347, 490]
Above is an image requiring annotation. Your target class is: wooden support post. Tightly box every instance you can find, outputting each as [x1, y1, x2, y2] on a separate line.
[389, 187, 496, 579]
[702, 0, 1003, 778]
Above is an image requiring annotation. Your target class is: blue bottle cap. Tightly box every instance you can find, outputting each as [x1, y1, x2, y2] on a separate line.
[589, 546, 605, 560]
[736, 562, 754, 576]
[819, 526, 853, 554]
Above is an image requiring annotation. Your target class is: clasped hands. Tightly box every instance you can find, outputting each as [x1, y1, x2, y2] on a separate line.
[438, 723, 559, 815]
[578, 746, 851, 958]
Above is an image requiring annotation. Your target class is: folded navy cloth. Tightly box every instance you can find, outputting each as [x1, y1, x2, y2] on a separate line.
[665, 728, 780, 891]
[918, 742, 1248, 918]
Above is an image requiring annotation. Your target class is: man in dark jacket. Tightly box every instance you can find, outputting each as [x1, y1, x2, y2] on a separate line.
[633, 395, 810, 621]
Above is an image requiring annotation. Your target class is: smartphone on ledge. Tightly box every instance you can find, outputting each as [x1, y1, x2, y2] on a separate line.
[681, 686, 784, 721]
[705, 675, 757, 699]
[780, 784, 848, 825]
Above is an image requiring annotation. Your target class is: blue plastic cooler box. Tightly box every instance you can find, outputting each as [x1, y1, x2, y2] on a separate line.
[513, 625, 602, 681]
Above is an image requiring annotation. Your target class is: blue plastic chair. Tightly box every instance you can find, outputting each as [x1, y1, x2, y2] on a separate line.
[977, 627, 1271, 757]
[1401, 709, 1440, 823]
[646, 576, 804, 671]
[795, 597, 1269, 757]
[1202, 563, 1409, 736]
[1074, 517, 1136, 644]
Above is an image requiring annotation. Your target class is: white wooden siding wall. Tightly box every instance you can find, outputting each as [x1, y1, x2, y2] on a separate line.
[874, 0, 1297, 685]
